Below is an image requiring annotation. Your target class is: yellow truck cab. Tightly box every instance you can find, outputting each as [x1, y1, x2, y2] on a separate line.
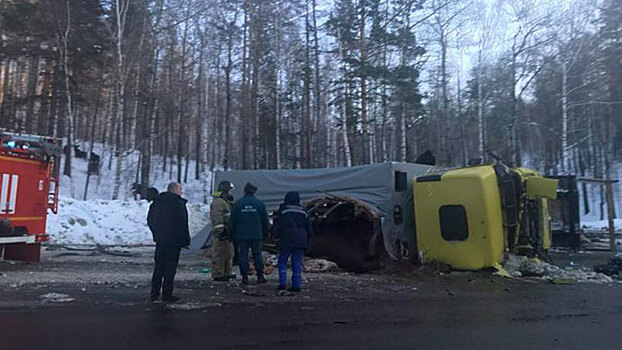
[413, 164, 558, 270]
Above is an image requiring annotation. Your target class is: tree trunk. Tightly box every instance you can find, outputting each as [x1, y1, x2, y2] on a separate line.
[561, 63, 569, 173]
[303, 0, 312, 168]
[359, 0, 369, 164]
[61, 1, 75, 198]
[250, 2, 260, 169]
[312, 0, 321, 167]
[177, 2, 190, 183]
[112, 0, 129, 200]
[274, 5, 282, 169]
[241, 2, 250, 169]
[195, 38, 205, 181]
[477, 50, 485, 161]
[223, 13, 237, 171]
[338, 29, 352, 167]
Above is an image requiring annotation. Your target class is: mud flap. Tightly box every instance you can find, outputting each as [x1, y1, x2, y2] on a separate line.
[4, 243, 41, 262]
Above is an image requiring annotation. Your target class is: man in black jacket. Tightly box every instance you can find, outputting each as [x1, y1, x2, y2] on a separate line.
[147, 182, 190, 302]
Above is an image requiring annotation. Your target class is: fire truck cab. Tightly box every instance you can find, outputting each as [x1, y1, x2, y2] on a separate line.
[0, 131, 61, 262]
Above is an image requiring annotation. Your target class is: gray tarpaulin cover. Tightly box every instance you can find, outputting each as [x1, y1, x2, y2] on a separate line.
[213, 162, 434, 260]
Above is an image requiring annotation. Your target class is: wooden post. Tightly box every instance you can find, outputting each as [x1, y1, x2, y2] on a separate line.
[605, 181, 616, 253]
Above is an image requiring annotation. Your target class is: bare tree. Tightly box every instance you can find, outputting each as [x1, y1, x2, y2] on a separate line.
[112, 0, 131, 200]
[504, 0, 554, 166]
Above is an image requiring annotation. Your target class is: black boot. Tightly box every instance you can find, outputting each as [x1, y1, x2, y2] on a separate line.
[162, 295, 180, 302]
[242, 274, 249, 285]
[257, 271, 267, 284]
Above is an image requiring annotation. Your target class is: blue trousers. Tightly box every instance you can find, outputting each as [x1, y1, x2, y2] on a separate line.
[238, 239, 264, 275]
[278, 249, 304, 289]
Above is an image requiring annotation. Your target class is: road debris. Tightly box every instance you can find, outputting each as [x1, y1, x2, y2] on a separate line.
[39, 293, 76, 303]
[499, 254, 613, 284]
[593, 254, 622, 276]
[303, 258, 339, 273]
[166, 302, 222, 310]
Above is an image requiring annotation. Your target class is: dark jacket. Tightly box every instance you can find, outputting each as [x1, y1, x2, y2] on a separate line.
[272, 192, 311, 251]
[230, 194, 269, 241]
[147, 191, 190, 247]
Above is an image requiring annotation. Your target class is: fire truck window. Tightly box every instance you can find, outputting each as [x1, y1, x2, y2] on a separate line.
[394, 171, 407, 192]
[439, 205, 468, 241]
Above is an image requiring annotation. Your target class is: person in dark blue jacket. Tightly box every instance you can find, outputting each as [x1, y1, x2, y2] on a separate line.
[230, 183, 269, 285]
[272, 192, 311, 292]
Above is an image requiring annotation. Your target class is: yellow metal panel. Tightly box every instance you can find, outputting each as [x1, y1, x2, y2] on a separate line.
[526, 177, 558, 200]
[540, 198, 552, 251]
[514, 167, 539, 178]
[414, 166, 505, 270]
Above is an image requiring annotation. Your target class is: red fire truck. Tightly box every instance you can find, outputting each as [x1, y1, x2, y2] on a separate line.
[0, 131, 61, 262]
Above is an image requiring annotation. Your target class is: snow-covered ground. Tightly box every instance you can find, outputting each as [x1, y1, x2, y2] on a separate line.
[46, 143, 212, 245]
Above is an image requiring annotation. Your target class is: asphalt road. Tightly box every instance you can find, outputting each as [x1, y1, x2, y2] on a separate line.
[2, 279, 622, 349]
[0, 249, 621, 349]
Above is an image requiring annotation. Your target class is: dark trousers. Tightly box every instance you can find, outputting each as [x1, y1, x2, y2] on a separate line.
[233, 239, 240, 266]
[238, 239, 264, 276]
[151, 244, 181, 297]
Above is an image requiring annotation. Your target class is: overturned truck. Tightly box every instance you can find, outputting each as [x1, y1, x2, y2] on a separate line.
[214, 163, 435, 271]
[215, 161, 561, 272]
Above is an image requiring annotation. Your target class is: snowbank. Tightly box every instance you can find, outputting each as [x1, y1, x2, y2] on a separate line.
[46, 197, 209, 245]
[47, 141, 212, 245]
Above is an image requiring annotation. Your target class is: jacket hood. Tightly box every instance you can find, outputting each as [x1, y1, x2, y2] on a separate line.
[283, 191, 300, 205]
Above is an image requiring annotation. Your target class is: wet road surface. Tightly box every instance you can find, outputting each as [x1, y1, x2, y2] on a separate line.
[0, 249, 621, 349]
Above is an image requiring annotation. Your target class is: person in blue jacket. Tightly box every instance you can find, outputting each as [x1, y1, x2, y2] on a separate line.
[230, 183, 269, 285]
[272, 191, 311, 292]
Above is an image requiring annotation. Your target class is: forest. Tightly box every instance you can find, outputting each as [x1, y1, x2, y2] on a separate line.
[0, 0, 621, 201]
